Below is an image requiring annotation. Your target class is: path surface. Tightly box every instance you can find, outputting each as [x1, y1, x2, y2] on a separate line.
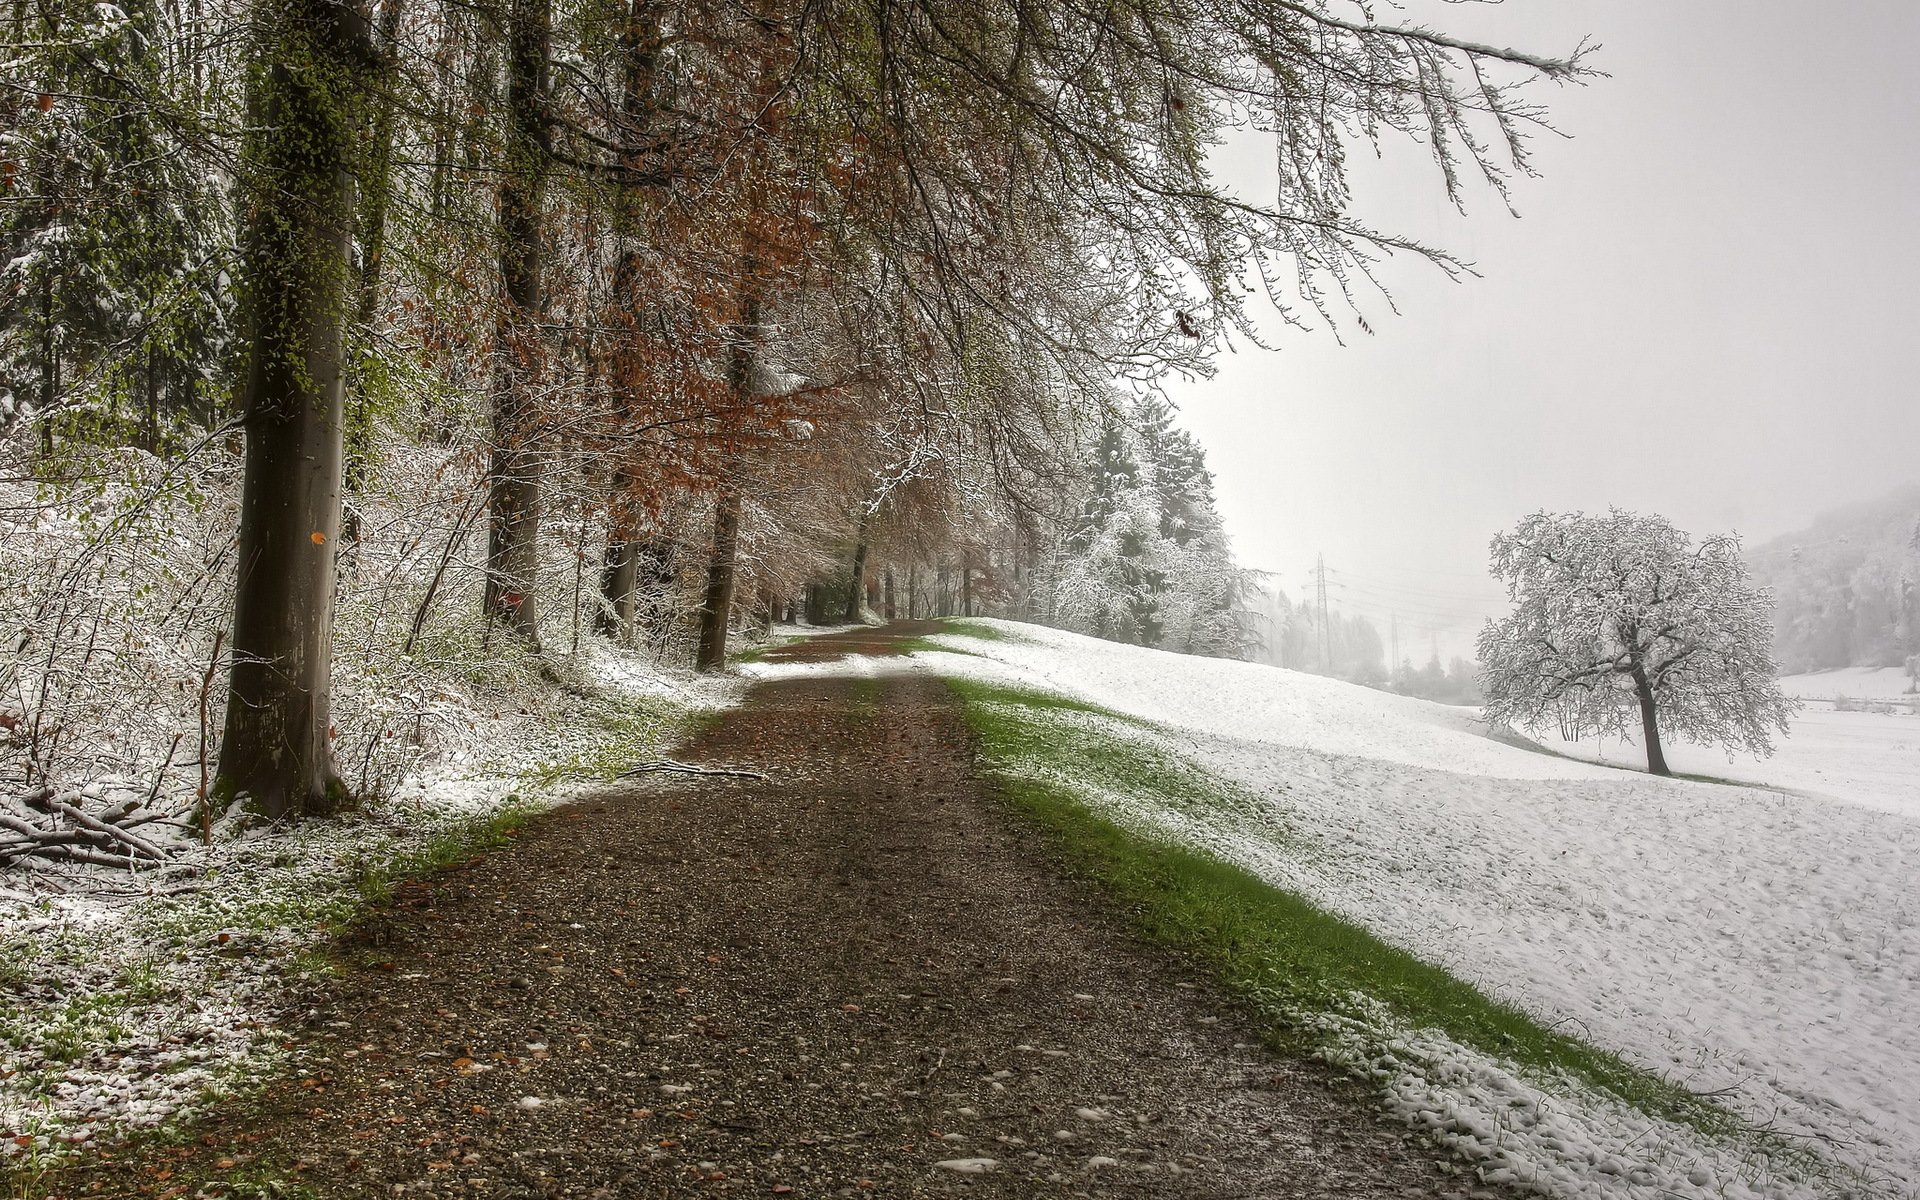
[78, 624, 1473, 1198]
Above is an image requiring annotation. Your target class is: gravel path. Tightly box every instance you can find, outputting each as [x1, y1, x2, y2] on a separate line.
[66, 623, 1474, 1199]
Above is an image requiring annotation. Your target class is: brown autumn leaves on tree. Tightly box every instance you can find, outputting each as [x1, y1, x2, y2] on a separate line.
[211, 0, 1590, 816]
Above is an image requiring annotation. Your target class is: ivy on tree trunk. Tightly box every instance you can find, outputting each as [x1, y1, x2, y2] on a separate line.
[216, 0, 375, 819]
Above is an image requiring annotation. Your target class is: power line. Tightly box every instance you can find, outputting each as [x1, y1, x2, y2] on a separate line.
[1323, 570, 1507, 604]
[1315, 553, 1330, 673]
[1322, 587, 1491, 624]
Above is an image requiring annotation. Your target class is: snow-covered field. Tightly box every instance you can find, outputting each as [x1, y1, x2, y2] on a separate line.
[879, 622, 1918, 1200]
[1779, 667, 1918, 703]
[1561, 706, 1920, 821]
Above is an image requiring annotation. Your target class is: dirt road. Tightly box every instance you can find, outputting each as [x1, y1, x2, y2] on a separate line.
[67, 623, 1469, 1199]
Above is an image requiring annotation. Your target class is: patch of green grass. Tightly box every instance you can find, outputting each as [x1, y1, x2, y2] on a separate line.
[115, 961, 168, 1006]
[849, 675, 883, 720]
[729, 638, 776, 664]
[946, 677, 1740, 1142]
[941, 619, 1018, 642]
[0, 941, 30, 993]
[894, 617, 1023, 657]
[42, 994, 126, 1064]
[353, 801, 534, 909]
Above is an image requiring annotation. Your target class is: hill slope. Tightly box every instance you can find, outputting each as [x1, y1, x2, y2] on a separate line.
[901, 621, 1919, 1200]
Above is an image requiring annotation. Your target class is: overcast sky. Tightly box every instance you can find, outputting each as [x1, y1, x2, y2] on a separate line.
[1165, 0, 1920, 660]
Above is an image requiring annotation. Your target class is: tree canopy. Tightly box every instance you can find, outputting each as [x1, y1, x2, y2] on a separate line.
[0, 0, 1590, 817]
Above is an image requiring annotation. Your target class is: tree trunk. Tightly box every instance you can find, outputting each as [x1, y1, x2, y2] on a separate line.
[845, 514, 870, 623]
[596, 12, 664, 626]
[38, 278, 55, 457]
[597, 540, 637, 639]
[693, 291, 760, 670]
[1632, 667, 1671, 776]
[755, 582, 776, 637]
[216, 0, 373, 819]
[143, 340, 161, 453]
[883, 568, 895, 620]
[695, 488, 740, 671]
[961, 559, 973, 618]
[596, 465, 641, 639]
[341, 0, 406, 541]
[483, 0, 550, 643]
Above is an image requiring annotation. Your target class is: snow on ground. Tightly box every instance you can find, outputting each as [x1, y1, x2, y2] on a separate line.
[898, 621, 1919, 1200]
[1779, 667, 1918, 703]
[0, 649, 735, 1164]
[1557, 706, 1920, 821]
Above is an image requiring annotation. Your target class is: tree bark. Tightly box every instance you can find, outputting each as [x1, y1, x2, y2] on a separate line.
[341, 0, 406, 540]
[883, 568, 895, 619]
[694, 290, 760, 670]
[961, 559, 973, 617]
[1632, 666, 1671, 776]
[596, 464, 642, 639]
[216, 0, 374, 819]
[597, 540, 637, 639]
[845, 514, 870, 623]
[694, 488, 740, 671]
[597, 13, 664, 627]
[483, 0, 551, 643]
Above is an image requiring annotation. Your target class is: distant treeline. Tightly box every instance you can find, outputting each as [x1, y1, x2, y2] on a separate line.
[1243, 585, 1481, 703]
[1749, 486, 1920, 673]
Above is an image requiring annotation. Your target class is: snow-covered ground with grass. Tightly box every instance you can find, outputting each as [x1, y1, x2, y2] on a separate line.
[0, 645, 735, 1166]
[875, 621, 1918, 1200]
[1779, 667, 1919, 703]
[1558, 705, 1920, 821]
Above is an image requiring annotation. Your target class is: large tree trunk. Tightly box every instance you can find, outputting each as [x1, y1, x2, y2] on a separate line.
[694, 489, 740, 671]
[597, 540, 638, 639]
[692, 288, 761, 670]
[597, 465, 641, 639]
[883, 568, 895, 620]
[1632, 666, 1671, 776]
[597, 14, 665, 634]
[341, 0, 406, 540]
[483, 0, 551, 643]
[845, 513, 870, 623]
[216, 0, 373, 819]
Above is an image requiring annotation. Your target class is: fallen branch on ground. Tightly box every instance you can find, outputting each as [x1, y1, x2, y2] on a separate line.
[1, 785, 199, 870]
[619, 759, 770, 782]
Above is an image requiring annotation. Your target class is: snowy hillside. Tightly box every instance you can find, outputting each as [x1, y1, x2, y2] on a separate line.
[903, 622, 1919, 1200]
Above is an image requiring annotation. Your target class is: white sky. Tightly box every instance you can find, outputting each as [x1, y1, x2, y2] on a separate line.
[1165, 1, 1920, 660]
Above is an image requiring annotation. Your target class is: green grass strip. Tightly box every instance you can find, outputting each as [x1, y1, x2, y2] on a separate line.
[945, 676, 1739, 1142]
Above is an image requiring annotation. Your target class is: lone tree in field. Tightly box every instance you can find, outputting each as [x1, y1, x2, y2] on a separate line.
[1477, 510, 1797, 776]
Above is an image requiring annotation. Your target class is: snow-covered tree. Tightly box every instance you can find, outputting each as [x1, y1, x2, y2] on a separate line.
[1050, 399, 1246, 657]
[1477, 509, 1798, 776]
[0, 0, 235, 447]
